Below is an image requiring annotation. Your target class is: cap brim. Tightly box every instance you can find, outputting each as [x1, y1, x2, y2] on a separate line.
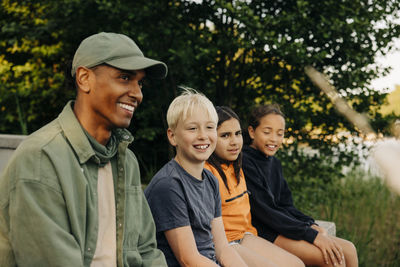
[106, 56, 168, 79]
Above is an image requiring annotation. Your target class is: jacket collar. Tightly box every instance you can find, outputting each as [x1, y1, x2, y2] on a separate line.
[58, 101, 95, 164]
[243, 145, 271, 162]
[57, 101, 134, 164]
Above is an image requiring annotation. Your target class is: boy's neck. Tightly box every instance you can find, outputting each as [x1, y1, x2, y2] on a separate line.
[174, 156, 204, 180]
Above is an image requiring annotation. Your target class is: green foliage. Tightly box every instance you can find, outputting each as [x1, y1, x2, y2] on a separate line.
[1, 0, 400, 180]
[1, 1, 400, 263]
[280, 146, 341, 212]
[291, 171, 400, 266]
[0, 0, 72, 134]
[279, 136, 370, 211]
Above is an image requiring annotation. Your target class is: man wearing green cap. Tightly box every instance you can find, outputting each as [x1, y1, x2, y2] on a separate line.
[0, 32, 168, 266]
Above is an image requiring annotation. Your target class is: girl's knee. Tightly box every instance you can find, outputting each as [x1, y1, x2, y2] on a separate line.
[337, 238, 358, 266]
[345, 242, 358, 265]
[340, 239, 358, 256]
[280, 252, 304, 267]
[291, 256, 305, 267]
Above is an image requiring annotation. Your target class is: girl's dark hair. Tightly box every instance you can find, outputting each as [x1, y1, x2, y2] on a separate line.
[245, 104, 285, 145]
[207, 106, 242, 193]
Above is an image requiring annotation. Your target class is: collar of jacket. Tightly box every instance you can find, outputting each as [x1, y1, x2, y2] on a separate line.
[58, 100, 134, 165]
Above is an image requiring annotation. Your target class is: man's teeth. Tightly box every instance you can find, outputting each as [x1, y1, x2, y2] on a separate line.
[195, 145, 209, 149]
[267, 145, 276, 148]
[119, 103, 134, 112]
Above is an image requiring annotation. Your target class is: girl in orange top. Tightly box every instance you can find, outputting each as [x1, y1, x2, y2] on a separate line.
[205, 106, 304, 267]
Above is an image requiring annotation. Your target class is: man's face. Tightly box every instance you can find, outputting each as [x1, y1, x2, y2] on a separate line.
[86, 65, 145, 130]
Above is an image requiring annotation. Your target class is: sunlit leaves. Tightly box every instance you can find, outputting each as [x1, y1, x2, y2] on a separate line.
[0, 0, 399, 180]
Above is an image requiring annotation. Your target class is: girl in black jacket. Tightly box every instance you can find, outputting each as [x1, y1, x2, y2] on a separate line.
[242, 104, 358, 267]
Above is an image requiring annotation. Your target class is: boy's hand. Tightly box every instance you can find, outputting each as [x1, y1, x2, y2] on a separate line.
[313, 233, 344, 266]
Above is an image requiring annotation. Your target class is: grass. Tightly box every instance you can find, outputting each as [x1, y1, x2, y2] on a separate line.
[296, 171, 400, 266]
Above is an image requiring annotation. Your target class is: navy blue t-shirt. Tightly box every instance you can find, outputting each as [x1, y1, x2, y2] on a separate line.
[145, 159, 222, 266]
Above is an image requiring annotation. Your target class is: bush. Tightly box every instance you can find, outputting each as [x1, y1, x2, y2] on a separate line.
[279, 143, 348, 213]
[286, 167, 400, 266]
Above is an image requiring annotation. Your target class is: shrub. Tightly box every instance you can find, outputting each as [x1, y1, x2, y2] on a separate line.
[286, 166, 400, 266]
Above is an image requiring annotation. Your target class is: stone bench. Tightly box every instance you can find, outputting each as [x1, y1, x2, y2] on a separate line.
[315, 220, 336, 236]
[0, 134, 26, 174]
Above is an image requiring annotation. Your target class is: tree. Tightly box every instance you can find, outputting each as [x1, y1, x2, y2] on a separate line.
[1, 0, 400, 182]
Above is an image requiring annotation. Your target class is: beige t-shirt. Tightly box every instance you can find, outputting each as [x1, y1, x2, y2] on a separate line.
[91, 162, 117, 267]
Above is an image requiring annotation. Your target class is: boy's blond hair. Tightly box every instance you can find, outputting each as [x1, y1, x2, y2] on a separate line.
[167, 87, 218, 130]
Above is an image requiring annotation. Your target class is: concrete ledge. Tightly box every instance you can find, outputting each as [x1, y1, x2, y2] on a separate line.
[0, 134, 26, 174]
[0, 134, 26, 149]
[315, 220, 336, 236]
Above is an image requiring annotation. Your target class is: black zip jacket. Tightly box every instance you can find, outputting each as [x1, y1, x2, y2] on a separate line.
[242, 145, 318, 244]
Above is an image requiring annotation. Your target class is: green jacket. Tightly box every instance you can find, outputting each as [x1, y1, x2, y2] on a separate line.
[0, 101, 166, 267]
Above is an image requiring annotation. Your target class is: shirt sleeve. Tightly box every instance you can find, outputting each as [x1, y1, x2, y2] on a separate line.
[213, 176, 222, 218]
[8, 180, 84, 266]
[203, 165, 222, 218]
[136, 191, 168, 267]
[278, 174, 315, 224]
[145, 178, 191, 232]
[243, 158, 318, 244]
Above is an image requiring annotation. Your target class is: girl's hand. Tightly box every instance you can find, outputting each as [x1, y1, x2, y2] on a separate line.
[313, 233, 344, 266]
[311, 224, 327, 236]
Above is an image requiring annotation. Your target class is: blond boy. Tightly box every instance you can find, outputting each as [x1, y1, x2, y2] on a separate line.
[145, 89, 248, 266]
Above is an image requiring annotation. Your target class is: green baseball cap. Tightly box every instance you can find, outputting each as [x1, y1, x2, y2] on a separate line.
[71, 32, 167, 79]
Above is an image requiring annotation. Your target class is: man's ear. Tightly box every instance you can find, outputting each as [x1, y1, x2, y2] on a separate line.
[75, 66, 92, 94]
[248, 126, 255, 140]
[167, 128, 177, 147]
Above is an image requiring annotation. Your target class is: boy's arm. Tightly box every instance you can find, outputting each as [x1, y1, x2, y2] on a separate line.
[164, 226, 219, 267]
[211, 217, 248, 267]
[137, 192, 167, 267]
